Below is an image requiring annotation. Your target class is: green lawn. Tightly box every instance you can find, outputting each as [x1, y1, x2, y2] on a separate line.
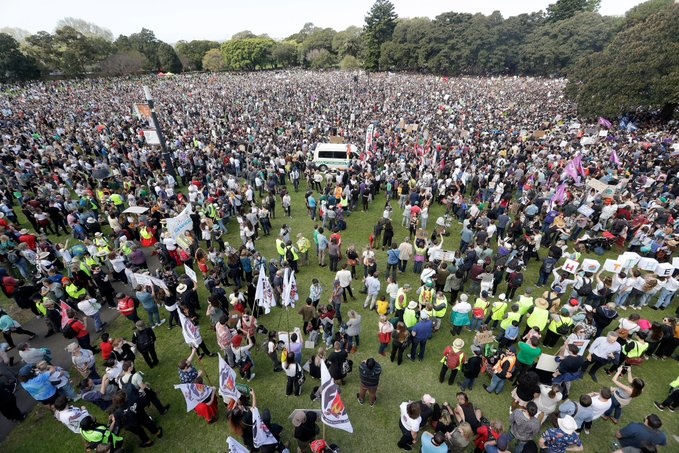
[3, 180, 678, 453]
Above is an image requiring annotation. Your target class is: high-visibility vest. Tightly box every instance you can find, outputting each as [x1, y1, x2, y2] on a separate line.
[81, 426, 123, 445]
[419, 288, 434, 306]
[434, 297, 448, 318]
[276, 239, 286, 256]
[500, 311, 522, 330]
[670, 376, 679, 389]
[66, 283, 86, 300]
[403, 308, 418, 329]
[527, 307, 550, 330]
[120, 244, 132, 256]
[396, 289, 408, 310]
[548, 315, 573, 334]
[490, 302, 507, 321]
[493, 355, 516, 374]
[626, 340, 648, 358]
[140, 227, 153, 240]
[517, 296, 533, 316]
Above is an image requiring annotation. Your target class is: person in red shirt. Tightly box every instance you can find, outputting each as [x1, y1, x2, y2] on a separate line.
[65, 309, 97, 352]
[100, 333, 113, 361]
[116, 292, 140, 323]
[17, 229, 37, 250]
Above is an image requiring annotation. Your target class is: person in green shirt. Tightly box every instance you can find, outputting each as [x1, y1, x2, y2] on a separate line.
[513, 336, 542, 384]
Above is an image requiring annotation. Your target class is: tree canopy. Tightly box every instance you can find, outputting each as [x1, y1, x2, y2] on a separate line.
[0, 33, 39, 82]
[363, 0, 398, 70]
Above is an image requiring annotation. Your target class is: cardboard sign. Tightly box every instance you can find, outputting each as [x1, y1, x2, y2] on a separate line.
[329, 136, 344, 144]
[431, 249, 456, 262]
[561, 259, 579, 274]
[184, 264, 198, 283]
[536, 354, 559, 372]
[416, 228, 429, 240]
[638, 257, 659, 272]
[619, 252, 641, 269]
[603, 259, 624, 273]
[581, 258, 601, 273]
[569, 339, 590, 356]
[474, 330, 495, 345]
[577, 205, 594, 217]
[655, 262, 674, 277]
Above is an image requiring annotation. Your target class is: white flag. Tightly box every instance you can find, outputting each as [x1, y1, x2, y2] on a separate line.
[174, 383, 213, 412]
[319, 361, 354, 433]
[178, 310, 202, 348]
[255, 268, 276, 314]
[218, 353, 241, 402]
[282, 269, 299, 308]
[226, 436, 249, 453]
[251, 407, 278, 448]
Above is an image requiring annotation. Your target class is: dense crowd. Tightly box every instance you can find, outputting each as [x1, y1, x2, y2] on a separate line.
[0, 70, 678, 453]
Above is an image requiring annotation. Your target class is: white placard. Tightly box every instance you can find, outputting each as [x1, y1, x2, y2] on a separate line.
[577, 205, 594, 217]
[561, 258, 579, 274]
[143, 129, 160, 145]
[598, 130, 608, 137]
[655, 262, 674, 277]
[603, 259, 623, 273]
[638, 257, 659, 272]
[536, 354, 559, 372]
[133, 273, 168, 290]
[570, 339, 590, 356]
[431, 249, 457, 262]
[619, 252, 641, 269]
[184, 264, 198, 283]
[672, 257, 679, 269]
[581, 258, 601, 273]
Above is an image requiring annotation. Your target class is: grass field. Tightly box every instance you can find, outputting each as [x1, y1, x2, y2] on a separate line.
[2, 179, 678, 453]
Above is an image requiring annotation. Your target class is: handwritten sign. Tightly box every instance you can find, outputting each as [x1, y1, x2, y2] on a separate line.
[581, 259, 601, 273]
[561, 258, 579, 274]
[619, 252, 641, 269]
[638, 257, 659, 272]
[603, 259, 623, 273]
[184, 264, 198, 283]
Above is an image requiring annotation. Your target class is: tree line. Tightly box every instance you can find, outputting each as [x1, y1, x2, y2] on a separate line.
[0, 0, 677, 117]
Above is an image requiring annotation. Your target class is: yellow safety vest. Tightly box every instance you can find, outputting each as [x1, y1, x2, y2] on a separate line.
[626, 341, 648, 358]
[500, 311, 522, 330]
[548, 315, 573, 334]
[419, 288, 434, 306]
[276, 239, 286, 256]
[517, 295, 534, 316]
[297, 237, 310, 253]
[403, 308, 418, 329]
[434, 296, 448, 318]
[66, 283, 86, 300]
[490, 302, 508, 321]
[527, 307, 550, 330]
[396, 289, 408, 310]
[140, 227, 152, 240]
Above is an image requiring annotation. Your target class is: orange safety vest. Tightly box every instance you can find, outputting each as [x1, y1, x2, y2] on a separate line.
[493, 355, 516, 374]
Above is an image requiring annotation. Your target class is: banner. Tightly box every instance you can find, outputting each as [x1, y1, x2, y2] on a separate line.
[320, 361, 353, 433]
[226, 436, 249, 453]
[174, 383, 213, 412]
[365, 123, 374, 155]
[60, 301, 72, 329]
[282, 269, 299, 308]
[255, 269, 276, 314]
[184, 264, 198, 283]
[133, 273, 168, 290]
[165, 204, 193, 248]
[178, 310, 202, 348]
[252, 407, 279, 448]
[218, 354, 241, 402]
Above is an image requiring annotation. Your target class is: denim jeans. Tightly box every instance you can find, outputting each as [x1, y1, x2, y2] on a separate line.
[145, 305, 161, 326]
[485, 373, 508, 394]
[470, 317, 484, 331]
[604, 394, 623, 419]
[91, 311, 104, 331]
[460, 377, 476, 390]
[615, 291, 631, 307]
[655, 288, 676, 309]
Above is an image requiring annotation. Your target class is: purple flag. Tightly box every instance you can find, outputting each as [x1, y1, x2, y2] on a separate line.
[573, 155, 586, 177]
[598, 117, 612, 128]
[610, 149, 621, 166]
[552, 183, 567, 205]
[563, 160, 580, 183]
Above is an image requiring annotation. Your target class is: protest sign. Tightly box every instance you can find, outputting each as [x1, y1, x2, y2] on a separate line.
[655, 262, 674, 277]
[619, 252, 641, 269]
[637, 257, 659, 272]
[581, 259, 601, 273]
[184, 264, 198, 283]
[561, 258, 579, 274]
[603, 259, 623, 273]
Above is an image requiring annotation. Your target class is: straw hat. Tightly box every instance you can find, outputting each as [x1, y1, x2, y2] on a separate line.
[452, 338, 465, 352]
[65, 342, 80, 353]
[176, 283, 188, 294]
[407, 301, 418, 310]
[558, 415, 578, 435]
[534, 298, 549, 309]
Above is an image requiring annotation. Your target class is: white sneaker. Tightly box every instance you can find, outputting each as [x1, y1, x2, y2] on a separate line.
[152, 324, 158, 329]
[159, 319, 166, 325]
[248, 373, 256, 381]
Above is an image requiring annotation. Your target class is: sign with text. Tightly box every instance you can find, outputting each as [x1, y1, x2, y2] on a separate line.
[561, 258, 579, 274]
[581, 258, 601, 274]
[638, 257, 659, 272]
[603, 259, 623, 273]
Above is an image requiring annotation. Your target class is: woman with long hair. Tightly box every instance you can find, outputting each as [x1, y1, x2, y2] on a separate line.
[601, 366, 644, 424]
[282, 351, 302, 397]
[656, 317, 678, 359]
[390, 321, 410, 365]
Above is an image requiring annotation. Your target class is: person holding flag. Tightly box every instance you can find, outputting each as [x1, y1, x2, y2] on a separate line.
[178, 307, 215, 358]
[319, 360, 354, 435]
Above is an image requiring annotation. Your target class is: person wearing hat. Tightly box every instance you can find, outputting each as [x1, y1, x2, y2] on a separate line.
[487, 293, 508, 330]
[450, 294, 472, 335]
[394, 283, 412, 321]
[544, 307, 574, 348]
[403, 301, 419, 330]
[292, 409, 319, 452]
[410, 311, 433, 362]
[539, 415, 583, 452]
[524, 298, 550, 337]
[440, 338, 467, 386]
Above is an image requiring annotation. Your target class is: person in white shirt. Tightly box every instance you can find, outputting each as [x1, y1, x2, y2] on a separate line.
[76, 298, 105, 332]
[364, 273, 381, 310]
[53, 395, 90, 434]
[335, 264, 354, 302]
[386, 277, 399, 314]
[589, 387, 613, 422]
[654, 274, 679, 309]
[397, 400, 422, 450]
[582, 332, 621, 382]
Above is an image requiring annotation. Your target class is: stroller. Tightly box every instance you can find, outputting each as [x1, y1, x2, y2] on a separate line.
[577, 235, 613, 254]
[434, 214, 453, 237]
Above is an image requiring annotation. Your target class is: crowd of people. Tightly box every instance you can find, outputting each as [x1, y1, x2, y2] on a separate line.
[0, 70, 678, 452]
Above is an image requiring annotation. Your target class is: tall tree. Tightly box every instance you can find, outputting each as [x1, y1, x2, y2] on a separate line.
[175, 40, 220, 70]
[156, 42, 182, 72]
[0, 33, 39, 82]
[271, 41, 299, 68]
[362, 0, 397, 70]
[202, 48, 226, 72]
[566, 4, 679, 118]
[221, 37, 274, 70]
[99, 50, 150, 75]
[56, 17, 113, 41]
[0, 27, 30, 43]
[547, 0, 601, 22]
[23, 31, 59, 72]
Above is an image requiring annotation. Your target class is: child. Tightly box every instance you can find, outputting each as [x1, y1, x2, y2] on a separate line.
[376, 294, 389, 316]
[318, 304, 335, 347]
[499, 321, 520, 349]
[523, 326, 541, 344]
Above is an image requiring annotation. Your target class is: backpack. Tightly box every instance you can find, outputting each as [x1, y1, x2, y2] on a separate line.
[285, 247, 295, 263]
[576, 277, 592, 297]
[510, 272, 524, 288]
[62, 320, 77, 339]
[555, 317, 572, 335]
[135, 329, 153, 352]
[6, 250, 18, 264]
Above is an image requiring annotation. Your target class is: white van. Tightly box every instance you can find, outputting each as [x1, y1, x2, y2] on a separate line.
[312, 143, 357, 171]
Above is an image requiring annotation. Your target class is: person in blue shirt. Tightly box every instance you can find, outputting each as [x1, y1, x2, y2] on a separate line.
[421, 431, 448, 452]
[19, 365, 58, 405]
[615, 414, 667, 450]
[410, 311, 433, 362]
[387, 243, 400, 281]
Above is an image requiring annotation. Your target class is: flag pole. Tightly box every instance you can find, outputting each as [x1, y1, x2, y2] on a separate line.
[195, 347, 214, 386]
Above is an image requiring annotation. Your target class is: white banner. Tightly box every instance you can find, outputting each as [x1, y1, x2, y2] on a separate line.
[226, 436, 249, 453]
[133, 273, 168, 290]
[255, 269, 276, 314]
[218, 353, 241, 402]
[184, 264, 198, 283]
[252, 407, 278, 448]
[365, 123, 374, 154]
[282, 269, 299, 308]
[178, 310, 202, 348]
[320, 361, 353, 433]
[165, 204, 193, 248]
[174, 383, 213, 412]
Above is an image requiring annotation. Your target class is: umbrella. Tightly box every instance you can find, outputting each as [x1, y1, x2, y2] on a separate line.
[92, 168, 111, 180]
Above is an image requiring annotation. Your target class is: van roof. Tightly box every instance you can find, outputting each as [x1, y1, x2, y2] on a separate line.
[315, 143, 357, 153]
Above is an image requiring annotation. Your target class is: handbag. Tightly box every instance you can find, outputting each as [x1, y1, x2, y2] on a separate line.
[378, 331, 392, 344]
[616, 328, 630, 340]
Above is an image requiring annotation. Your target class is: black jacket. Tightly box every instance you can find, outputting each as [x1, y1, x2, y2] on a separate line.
[359, 361, 382, 387]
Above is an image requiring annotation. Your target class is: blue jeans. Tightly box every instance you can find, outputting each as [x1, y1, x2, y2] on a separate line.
[410, 339, 427, 361]
[655, 288, 675, 309]
[145, 305, 161, 326]
[537, 270, 550, 286]
[616, 291, 631, 307]
[470, 317, 484, 331]
[460, 377, 476, 390]
[91, 311, 104, 331]
[604, 394, 622, 420]
[485, 373, 507, 394]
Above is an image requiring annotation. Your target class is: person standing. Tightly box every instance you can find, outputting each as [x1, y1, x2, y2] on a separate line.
[76, 297, 106, 333]
[357, 357, 382, 406]
[410, 312, 433, 362]
[282, 351, 303, 397]
[336, 264, 355, 302]
[132, 321, 159, 369]
[135, 285, 164, 328]
[364, 272, 381, 310]
[539, 415, 583, 452]
[116, 292, 140, 324]
[397, 401, 421, 451]
[439, 338, 466, 386]
[398, 238, 414, 273]
[377, 315, 394, 356]
[509, 401, 541, 453]
[0, 312, 36, 349]
[615, 414, 667, 450]
[484, 347, 517, 395]
[580, 332, 621, 382]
